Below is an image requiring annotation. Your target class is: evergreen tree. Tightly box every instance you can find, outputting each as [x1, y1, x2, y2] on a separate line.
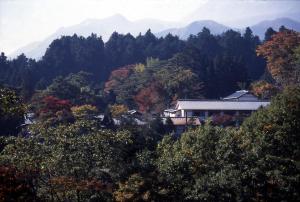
[264, 27, 277, 41]
[102, 108, 115, 129]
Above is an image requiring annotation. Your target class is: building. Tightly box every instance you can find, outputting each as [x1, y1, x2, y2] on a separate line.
[222, 90, 259, 101]
[163, 90, 270, 133]
[163, 109, 179, 117]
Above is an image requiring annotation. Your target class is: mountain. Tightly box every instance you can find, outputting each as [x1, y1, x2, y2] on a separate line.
[156, 18, 300, 41]
[250, 18, 300, 39]
[10, 14, 300, 60]
[10, 14, 178, 59]
[156, 20, 231, 39]
[185, 0, 300, 28]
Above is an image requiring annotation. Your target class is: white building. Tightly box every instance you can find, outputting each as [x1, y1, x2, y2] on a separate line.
[164, 90, 270, 125]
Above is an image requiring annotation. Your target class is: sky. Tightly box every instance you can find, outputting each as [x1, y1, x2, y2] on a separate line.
[0, 0, 206, 54]
[0, 0, 299, 55]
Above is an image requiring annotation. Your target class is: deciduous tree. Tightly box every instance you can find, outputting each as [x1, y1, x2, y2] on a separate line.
[257, 29, 300, 85]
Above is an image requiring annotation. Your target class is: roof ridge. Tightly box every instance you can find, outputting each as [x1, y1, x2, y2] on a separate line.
[177, 99, 270, 102]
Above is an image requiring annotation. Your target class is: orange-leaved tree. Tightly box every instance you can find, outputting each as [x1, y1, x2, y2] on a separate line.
[251, 80, 279, 99]
[134, 83, 164, 113]
[104, 65, 135, 93]
[256, 29, 300, 86]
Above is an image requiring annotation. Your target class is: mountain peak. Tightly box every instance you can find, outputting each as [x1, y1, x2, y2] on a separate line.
[156, 20, 230, 39]
[107, 14, 128, 21]
[250, 17, 300, 39]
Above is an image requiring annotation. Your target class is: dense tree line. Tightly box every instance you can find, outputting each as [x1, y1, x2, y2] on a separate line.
[0, 27, 270, 104]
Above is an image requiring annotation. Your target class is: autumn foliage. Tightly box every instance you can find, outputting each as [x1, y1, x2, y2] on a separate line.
[104, 65, 135, 93]
[251, 80, 279, 99]
[114, 173, 157, 202]
[39, 96, 72, 115]
[49, 176, 112, 197]
[134, 83, 164, 113]
[257, 30, 300, 85]
[0, 165, 38, 201]
[36, 96, 73, 124]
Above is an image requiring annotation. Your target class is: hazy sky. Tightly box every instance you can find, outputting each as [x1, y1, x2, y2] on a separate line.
[0, 0, 206, 54]
[0, 0, 299, 54]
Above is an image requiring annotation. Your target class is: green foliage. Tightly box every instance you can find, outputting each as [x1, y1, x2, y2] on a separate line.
[0, 119, 134, 201]
[106, 58, 204, 112]
[155, 87, 300, 201]
[113, 173, 158, 202]
[45, 71, 100, 105]
[0, 86, 299, 201]
[156, 125, 242, 201]
[0, 87, 25, 136]
[1, 27, 299, 202]
[292, 45, 300, 84]
[243, 87, 300, 159]
[71, 104, 98, 120]
[240, 87, 300, 201]
[155, 62, 203, 100]
[110, 104, 128, 118]
[1, 27, 267, 104]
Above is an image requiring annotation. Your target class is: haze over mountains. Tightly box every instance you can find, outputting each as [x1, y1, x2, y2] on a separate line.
[156, 20, 231, 39]
[10, 15, 300, 60]
[10, 15, 179, 59]
[10, 16, 300, 60]
[9, 15, 300, 59]
[185, 0, 300, 27]
[8, 0, 300, 60]
[250, 18, 300, 39]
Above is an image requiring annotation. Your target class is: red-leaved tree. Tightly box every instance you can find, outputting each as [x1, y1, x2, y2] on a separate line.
[134, 83, 165, 113]
[37, 96, 73, 124]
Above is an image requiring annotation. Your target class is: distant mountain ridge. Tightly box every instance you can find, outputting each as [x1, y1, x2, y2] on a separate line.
[156, 20, 232, 39]
[250, 18, 300, 39]
[9, 15, 300, 60]
[10, 14, 179, 59]
[185, 0, 300, 28]
[156, 18, 300, 40]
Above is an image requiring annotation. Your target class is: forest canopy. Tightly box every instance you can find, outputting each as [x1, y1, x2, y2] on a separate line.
[0, 26, 300, 201]
[0, 27, 268, 111]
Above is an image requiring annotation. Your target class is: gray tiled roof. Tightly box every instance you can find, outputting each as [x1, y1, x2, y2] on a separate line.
[176, 100, 270, 111]
[223, 90, 249, 100]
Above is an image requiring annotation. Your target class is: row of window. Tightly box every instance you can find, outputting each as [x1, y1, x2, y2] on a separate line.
[180, 110, 253, 117]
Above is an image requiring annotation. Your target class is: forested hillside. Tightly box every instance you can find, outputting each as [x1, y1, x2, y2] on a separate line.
[1, 26, 300, 201]
[1, 27, 268, 108]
